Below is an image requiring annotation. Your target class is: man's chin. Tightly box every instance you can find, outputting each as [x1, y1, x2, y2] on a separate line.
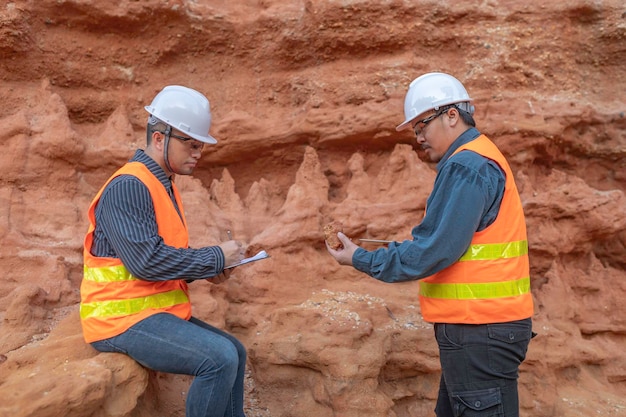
[176, 168, 194, 176]
[418, 148, 442, 164]
[417, 149, 432, 163]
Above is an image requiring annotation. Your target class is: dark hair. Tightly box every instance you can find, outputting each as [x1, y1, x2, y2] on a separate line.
[439, 103, 476, 127]
[457, 107, 476, 127]
[146, 116, 168, 145]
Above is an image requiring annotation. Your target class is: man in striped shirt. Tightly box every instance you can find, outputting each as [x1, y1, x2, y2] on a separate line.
[80, 86, 249, 417]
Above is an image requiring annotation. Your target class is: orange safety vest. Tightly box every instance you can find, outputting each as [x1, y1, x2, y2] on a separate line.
[418, 135, 534, 324]
[80, 162, 192, 343]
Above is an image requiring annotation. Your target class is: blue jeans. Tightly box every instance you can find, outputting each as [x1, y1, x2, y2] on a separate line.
[91, 313, 247, 417]
[434, 318, 533, 417]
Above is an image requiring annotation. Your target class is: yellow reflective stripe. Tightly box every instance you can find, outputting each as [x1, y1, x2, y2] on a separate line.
[80, 289, 189, 319]
[459, 240, 528, 261]
[420, 277, 530, 300]
[84, 265, 138, 283]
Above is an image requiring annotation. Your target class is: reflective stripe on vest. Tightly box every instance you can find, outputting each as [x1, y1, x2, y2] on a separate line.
[419, 276, 530, 299]
[80, 289, 189, 319]
[83, 264, 138, 283]
[459, 240, 528, 261]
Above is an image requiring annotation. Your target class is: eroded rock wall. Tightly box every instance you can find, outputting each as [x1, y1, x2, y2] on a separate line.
[0, 1, 625, 416]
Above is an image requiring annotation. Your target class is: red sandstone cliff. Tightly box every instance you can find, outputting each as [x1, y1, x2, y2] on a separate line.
[0, 0, 625, 416]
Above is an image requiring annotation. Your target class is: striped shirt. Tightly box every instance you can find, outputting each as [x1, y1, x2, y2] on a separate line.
[91, 149, 224, 281]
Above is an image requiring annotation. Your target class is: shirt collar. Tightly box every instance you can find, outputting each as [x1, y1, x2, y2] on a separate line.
[130, 149, 172, 189]
[436, 127, 481, 171]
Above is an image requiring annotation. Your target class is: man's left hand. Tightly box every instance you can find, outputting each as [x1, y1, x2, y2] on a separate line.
[211, 269, 232, 284]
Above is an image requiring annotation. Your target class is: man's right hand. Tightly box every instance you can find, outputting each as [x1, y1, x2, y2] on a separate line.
[326, 232, 359, 266]
[219, 240, 247, 268]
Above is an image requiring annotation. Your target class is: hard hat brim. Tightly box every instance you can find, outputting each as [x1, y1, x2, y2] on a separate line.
[395, 118, 415, 132]
[188, 132, 218, 144]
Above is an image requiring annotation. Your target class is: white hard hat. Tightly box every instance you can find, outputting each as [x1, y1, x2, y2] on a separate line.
[145, 85, 217, 144]
[396, 72, 474, 131]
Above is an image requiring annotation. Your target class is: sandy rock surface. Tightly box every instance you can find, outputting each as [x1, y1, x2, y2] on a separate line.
[0, 0, 625, 416]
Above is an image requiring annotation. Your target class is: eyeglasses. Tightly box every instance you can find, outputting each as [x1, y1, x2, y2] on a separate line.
[413, 107, 449, 136]
[158, 131, 204, 152]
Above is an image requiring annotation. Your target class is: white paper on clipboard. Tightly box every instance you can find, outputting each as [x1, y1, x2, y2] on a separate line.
[224, 250, 270, 269]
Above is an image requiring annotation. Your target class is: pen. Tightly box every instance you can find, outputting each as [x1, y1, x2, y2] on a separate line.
[227, 230, 232, 240]
[358, 238, 393, 244]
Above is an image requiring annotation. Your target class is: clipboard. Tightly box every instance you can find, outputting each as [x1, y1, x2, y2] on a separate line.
[224, 250, 270, 269]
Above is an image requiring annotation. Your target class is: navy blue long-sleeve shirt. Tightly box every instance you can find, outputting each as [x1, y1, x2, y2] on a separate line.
[90, 150, 225, 281]
[352, 128, 506, 282]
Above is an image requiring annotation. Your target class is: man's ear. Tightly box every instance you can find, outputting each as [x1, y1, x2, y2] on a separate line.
[446, 107, 460, 127]
[151, 131, 164, 150]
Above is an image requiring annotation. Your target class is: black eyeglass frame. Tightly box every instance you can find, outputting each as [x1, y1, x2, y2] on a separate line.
[412, 105, 455, 136]
[156, 130, 204, 151]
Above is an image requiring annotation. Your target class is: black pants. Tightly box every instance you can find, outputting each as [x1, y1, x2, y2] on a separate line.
[434, 318, 533, 417]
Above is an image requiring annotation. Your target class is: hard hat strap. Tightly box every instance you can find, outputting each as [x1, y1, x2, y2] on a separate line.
[162, 125, 175, 174]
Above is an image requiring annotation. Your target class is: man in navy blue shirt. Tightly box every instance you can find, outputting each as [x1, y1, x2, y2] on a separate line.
[326, 73, 534, 417]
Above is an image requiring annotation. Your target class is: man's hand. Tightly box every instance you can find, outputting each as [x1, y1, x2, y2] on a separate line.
[219, 240, 247, 267]
[211, 269, 231, 284]
[326, 232, 359, 266]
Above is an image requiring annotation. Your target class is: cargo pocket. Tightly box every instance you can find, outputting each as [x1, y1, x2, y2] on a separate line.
[487, 322, 532, 374]
[450, 387, 503, 417]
